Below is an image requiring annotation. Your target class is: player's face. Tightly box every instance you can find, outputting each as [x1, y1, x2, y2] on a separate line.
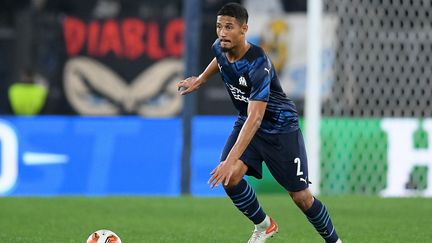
[216, 15, 247, 52]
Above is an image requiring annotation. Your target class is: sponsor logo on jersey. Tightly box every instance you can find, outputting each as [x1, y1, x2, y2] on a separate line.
[227, 83, 248, 103]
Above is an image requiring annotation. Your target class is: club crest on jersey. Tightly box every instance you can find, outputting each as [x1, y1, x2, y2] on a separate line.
[238, 76, 247, 87]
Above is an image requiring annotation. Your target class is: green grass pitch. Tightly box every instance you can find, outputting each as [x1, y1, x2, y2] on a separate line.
[0, 195, 431, 242]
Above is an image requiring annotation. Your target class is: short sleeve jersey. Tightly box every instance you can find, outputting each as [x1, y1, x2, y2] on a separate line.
[212, 39, 299, 134]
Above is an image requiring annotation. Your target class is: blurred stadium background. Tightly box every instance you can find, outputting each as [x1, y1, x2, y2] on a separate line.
[1, 0, 432, 242]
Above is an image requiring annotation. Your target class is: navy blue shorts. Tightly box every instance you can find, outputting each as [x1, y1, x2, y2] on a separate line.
[220, 127, 309, 192]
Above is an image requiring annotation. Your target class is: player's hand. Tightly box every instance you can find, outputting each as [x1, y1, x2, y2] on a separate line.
[177, 76, 198, 95]
[208, 160, 236, 188]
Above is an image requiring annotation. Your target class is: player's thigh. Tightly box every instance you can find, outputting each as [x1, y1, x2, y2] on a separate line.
[220, 127, 241, 161]
[261, 129, 309, 192]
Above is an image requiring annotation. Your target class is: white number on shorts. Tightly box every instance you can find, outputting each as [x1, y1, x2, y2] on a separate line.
[294, 158, 303, 176]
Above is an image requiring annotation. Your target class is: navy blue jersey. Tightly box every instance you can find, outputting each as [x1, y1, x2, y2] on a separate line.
[212, 39, 299, 134]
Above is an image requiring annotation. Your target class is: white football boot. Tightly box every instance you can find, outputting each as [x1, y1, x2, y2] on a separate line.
[247, 217, 278, 243]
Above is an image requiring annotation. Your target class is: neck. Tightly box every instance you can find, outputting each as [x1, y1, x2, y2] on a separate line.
[226, 40, 250, 62]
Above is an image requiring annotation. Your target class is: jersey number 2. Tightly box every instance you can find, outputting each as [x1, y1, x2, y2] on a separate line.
[294, 158, 303, 176]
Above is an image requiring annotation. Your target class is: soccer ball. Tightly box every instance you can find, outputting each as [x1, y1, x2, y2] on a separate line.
[87, 229, 122, 243]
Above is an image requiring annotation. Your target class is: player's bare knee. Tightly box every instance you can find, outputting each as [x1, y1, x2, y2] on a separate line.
[289, 189, 314, 211]
[223, 178, 241, 189]
[224, 160, 248, 188]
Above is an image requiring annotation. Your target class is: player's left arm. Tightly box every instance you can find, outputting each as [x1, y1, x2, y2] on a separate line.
[208, 100, 267, 188]
[225, 100, 267, 164]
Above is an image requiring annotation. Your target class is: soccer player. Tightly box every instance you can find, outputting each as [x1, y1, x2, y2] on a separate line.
[178, 3, 342, 243]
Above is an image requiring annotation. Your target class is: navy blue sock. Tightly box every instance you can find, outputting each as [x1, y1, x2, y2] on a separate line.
[224, 179, 266, 224]
[304, 198, 339, 243]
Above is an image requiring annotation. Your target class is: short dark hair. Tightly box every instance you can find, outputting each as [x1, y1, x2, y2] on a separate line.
[217, 3, 248, 24]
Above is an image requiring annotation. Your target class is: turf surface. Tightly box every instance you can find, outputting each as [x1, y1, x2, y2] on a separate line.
[0, 195, 431, 242]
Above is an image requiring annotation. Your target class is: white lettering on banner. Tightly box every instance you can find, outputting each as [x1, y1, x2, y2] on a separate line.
[0, 120, 18, 195]
[381, 118, 432, 197]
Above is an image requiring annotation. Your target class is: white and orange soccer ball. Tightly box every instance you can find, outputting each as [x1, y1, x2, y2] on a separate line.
[86, 229, 122, 243]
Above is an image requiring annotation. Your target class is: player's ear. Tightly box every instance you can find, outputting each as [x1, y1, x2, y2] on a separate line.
[241, 24, 248, 35]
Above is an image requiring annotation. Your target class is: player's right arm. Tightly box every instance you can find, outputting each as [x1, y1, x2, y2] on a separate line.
[177, 57, 218, 95]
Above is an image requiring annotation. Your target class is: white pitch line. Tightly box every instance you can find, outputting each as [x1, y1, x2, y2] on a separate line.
[23, 152, 69, 165]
